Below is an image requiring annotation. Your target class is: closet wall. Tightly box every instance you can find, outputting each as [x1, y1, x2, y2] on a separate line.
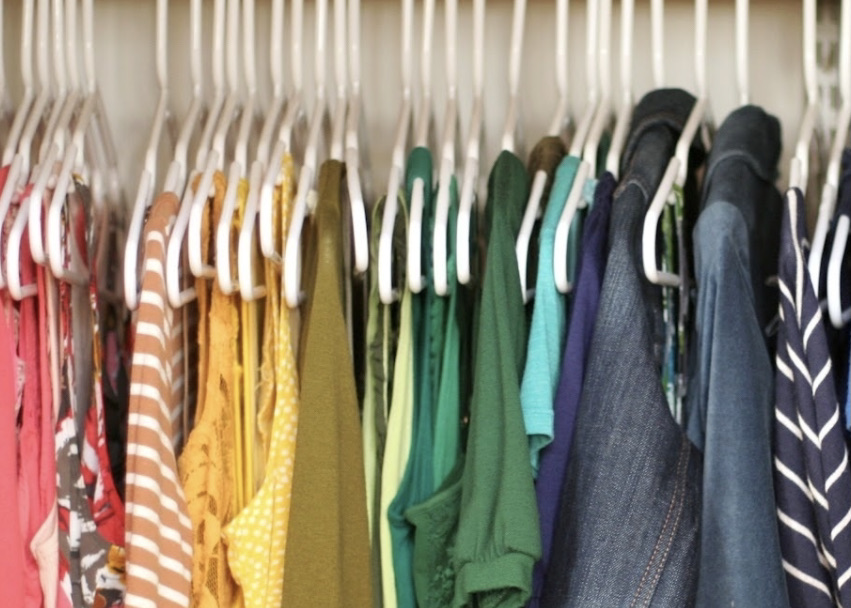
[0, 0, 838, 218]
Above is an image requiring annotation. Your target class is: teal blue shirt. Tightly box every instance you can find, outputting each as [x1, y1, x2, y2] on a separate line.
[520, 154, 583, 474]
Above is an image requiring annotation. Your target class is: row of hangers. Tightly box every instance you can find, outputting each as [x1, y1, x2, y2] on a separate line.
[123, 0, 369, 313]
[0, 0, 121, 300]
[1, 0, 849, 332]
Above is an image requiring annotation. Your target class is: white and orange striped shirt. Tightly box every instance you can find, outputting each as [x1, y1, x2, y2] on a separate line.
[124, 193, 194, 608]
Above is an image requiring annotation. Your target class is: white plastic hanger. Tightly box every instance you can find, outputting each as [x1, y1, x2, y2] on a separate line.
[343, 0, 369, 278]
[735, 0, 749, 107]
[283, 0, 330, 309]
[432, 0, 459, 297]
[814, 0, 849, 303]
[553, 0, 608, 294]
[237, 0, 285, 301]
[188, 0, 242, 281]
[124, 0, 172, 308]
[0, 0, 37, 289]
[377, 0, 415, 304]
[330, 0, 347, 164]
[502, 0, 532, 297]
[161, 0, 204, 197]
[38, 0, 74, 160]
[823, 0, 851, 327]
[456, 0, 485, 286]
[500, 0, 526, 155]
[255, 0, 286, 168]
[2, 0, 36, 169]
[217, 0, 258, 294]
[641, 0, 709, 287]
[788, 0, 819, 198]
[517, 0, 571, 301]
[27, 0, 81, 268]
[407, 0, 436, 294]
[2, 0, 52, 299]
[165, 0, 228, 308]
[46, 0, 122, 284]
[604, 0, 634, 177]
[258, 0, 306, 261]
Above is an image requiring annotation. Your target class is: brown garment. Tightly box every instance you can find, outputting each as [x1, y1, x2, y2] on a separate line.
[124, 192, 194, 608]
[281, 160, 373, 606]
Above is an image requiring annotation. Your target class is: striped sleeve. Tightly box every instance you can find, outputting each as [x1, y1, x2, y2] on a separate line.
[124, 193, 194, 608]
[774, 187, 851, 608]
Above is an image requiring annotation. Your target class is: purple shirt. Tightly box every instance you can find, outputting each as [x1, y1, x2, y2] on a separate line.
[529, 171, 616, 607]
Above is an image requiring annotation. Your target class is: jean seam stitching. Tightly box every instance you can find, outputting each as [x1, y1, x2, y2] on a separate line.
[629, 436, 691, 607]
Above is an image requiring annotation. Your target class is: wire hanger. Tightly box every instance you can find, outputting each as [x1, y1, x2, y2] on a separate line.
[604, 0, 633, 177]
[823, 0, 851, 327]
[165, 0, 228, 308]
[553, 0, 609, 294]
[517, 0, 572, 301]
[407, 0, 436, 294]
[456, 0, 485, 287]
[0, 0, 37, 289]
[377, 0, 415, 304]
[46, 0, 123, 285]
[124, 0, 172, 308]
[641, 0, 709, 287]
[433, 0, 459, 297]
[788, 0, 819, 198]
[258, 0, 306, 261]
[217, 0, 258, 294]
[237, 0, 285, 301]
[284, 0, 330, 309]
[343, 0, 369, 279]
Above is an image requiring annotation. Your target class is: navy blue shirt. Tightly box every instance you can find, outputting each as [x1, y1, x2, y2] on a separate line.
[774, 187, 851, 608]
[529, 171, 615, 607]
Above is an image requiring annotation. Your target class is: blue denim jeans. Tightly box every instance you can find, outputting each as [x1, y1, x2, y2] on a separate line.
[540, 89, 705, 607]
[685, 105, 789, 608]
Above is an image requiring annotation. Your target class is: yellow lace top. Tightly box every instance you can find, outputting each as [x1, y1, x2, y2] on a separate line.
[178, 171, 240, 608]
[223, 155, 300, 608]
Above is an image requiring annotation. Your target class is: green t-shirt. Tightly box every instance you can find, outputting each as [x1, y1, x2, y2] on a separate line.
[453, 150, 541, 607]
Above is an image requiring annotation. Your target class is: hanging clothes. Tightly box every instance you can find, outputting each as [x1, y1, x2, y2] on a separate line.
[520, 146, 576, 477]
[379, 192, 413, 608]
[123, 191, 194, 608]
[363, 192, 408, 607]
[223, 155, 301, 608]
[685, 105, 789, 608]
[453, 150, 541, 607]
[1, 252, 26, 608]
[388, 146, 436, 608]
[530, 170, 615, 607]
[405, 174, 470, 608]
[773, 187, 851, 608]
[280, 159, 373, 607]
[178, 171, 241, 608]
[55, 180, 127, 608]
[540, 90, 705, 607]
